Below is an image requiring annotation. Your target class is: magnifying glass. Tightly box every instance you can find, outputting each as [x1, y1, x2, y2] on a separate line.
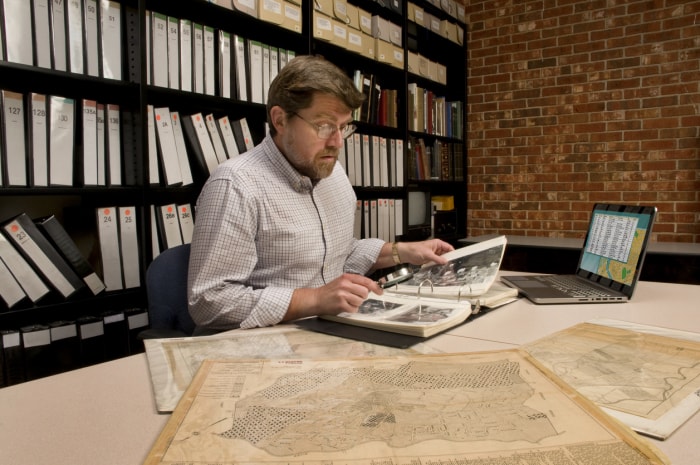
[378, 267, 413, 289]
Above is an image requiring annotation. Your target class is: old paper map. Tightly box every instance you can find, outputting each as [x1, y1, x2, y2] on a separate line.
[523, 319, 700, 439]
[144, 325, 438, 412]
[144, 351, 669, 465]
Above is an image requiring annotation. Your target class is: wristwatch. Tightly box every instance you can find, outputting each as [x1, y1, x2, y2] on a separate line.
[391, 241, 402, 265]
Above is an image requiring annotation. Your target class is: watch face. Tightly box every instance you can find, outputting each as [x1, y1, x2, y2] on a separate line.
[379, 267, 413, 289]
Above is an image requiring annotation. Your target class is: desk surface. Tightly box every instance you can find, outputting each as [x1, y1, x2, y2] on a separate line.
[1, 276, 698, 465]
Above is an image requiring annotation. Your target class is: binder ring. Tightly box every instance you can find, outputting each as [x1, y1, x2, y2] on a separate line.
[416, 279, 434, 299]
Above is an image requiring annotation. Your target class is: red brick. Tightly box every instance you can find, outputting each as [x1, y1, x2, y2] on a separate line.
[466, 0, 700, 242]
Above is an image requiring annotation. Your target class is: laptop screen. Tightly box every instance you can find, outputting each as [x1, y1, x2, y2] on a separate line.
[577, 204, 657, 295]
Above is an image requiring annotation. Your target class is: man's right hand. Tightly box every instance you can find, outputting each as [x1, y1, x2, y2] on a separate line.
[284, 273, 382, 322]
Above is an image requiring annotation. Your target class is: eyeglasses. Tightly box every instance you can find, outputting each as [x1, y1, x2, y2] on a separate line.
[290, 112, 356, 140]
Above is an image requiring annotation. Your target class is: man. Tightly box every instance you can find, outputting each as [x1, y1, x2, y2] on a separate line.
[188, 55, 453, 333]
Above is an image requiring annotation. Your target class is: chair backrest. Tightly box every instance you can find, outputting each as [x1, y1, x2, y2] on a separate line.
[143, 243, 195, 338]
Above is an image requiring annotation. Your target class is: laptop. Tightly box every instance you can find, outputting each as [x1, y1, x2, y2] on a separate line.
[501, 204, 657, 304]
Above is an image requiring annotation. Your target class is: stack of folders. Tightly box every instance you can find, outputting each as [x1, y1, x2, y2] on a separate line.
[0, 206, 143, 304]
[353, 199, 404, 244]
[94, 206, 141, 293]
[0, 209, 154, 385]
[0, 89, 125, 188]
[148, 105, 255, 186]
[0, 212, 106, 310]
[144, 10, 296, 103]
[0, 0, 123, 79]
[340, 132, 405, 188]
[0, 308, 151, 387]
[150, 203, 196, 258]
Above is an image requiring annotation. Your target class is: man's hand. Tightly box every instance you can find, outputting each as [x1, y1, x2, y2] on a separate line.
[399, 238, 454, 266]
[284, 273, 383, 322]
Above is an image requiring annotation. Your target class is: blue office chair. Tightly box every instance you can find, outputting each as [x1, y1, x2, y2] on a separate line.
[140, 243, 196, 339]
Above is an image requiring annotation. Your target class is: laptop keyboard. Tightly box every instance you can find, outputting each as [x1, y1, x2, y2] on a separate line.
[543, 275, 613, 298]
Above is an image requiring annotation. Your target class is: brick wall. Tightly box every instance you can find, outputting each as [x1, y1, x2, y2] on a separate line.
[465, 0, 700, 242]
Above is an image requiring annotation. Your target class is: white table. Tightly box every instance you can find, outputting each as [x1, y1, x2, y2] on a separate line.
[1, 277, 698, 465]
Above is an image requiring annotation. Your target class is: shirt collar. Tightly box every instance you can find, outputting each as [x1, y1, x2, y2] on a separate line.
[262, 135, 315, 193]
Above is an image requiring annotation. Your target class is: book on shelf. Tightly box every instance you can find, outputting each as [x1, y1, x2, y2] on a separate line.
[105, 104, 122, 186]
[192, 22, 204, 93]
[84, 0, 99, 77]
[0, 229, 50, 304]
[118, 206, 140, 289]
[28, 93, 49, 187]
[20, 323, 52, 381]
[169, 111, 194, 185]
[321, 236, 514, 337]
[1, 90, 28, 186]
[50, 0, 68, 71]
[153, 106, 184, 186]
[31, 0, 50, 68]
[2, 0, 33, 66]
[48, 320, 81, 375]
[2, 212, 86, 299]
[176, 203, 194, 244]
[181, 112, 219, 175]
[35, 214, 106, 296]
[81, 99, 99, 186]
[48, 96, 76, 186]
[231, 117, 254, 153]
[204, 113, 228, 164]
[1, 329, 25, 386]
[100, 0, 122, 80]
[203, 25, 216, 96]
[156, 203, 184, 250]
[65, 0, 84, 73]
[95, 206, 123, 291]
[178, 19, 193, 92]
[146, 105, 160, 185]
[0, 255, 27, 309]
[166, 16, 180, 90]
[96, 103, 106, 185]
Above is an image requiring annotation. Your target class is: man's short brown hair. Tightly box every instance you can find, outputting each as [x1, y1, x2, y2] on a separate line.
[266, 55, 365, 136]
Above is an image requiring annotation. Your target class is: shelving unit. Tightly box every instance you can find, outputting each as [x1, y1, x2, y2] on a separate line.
[0, 0, 466, 373]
